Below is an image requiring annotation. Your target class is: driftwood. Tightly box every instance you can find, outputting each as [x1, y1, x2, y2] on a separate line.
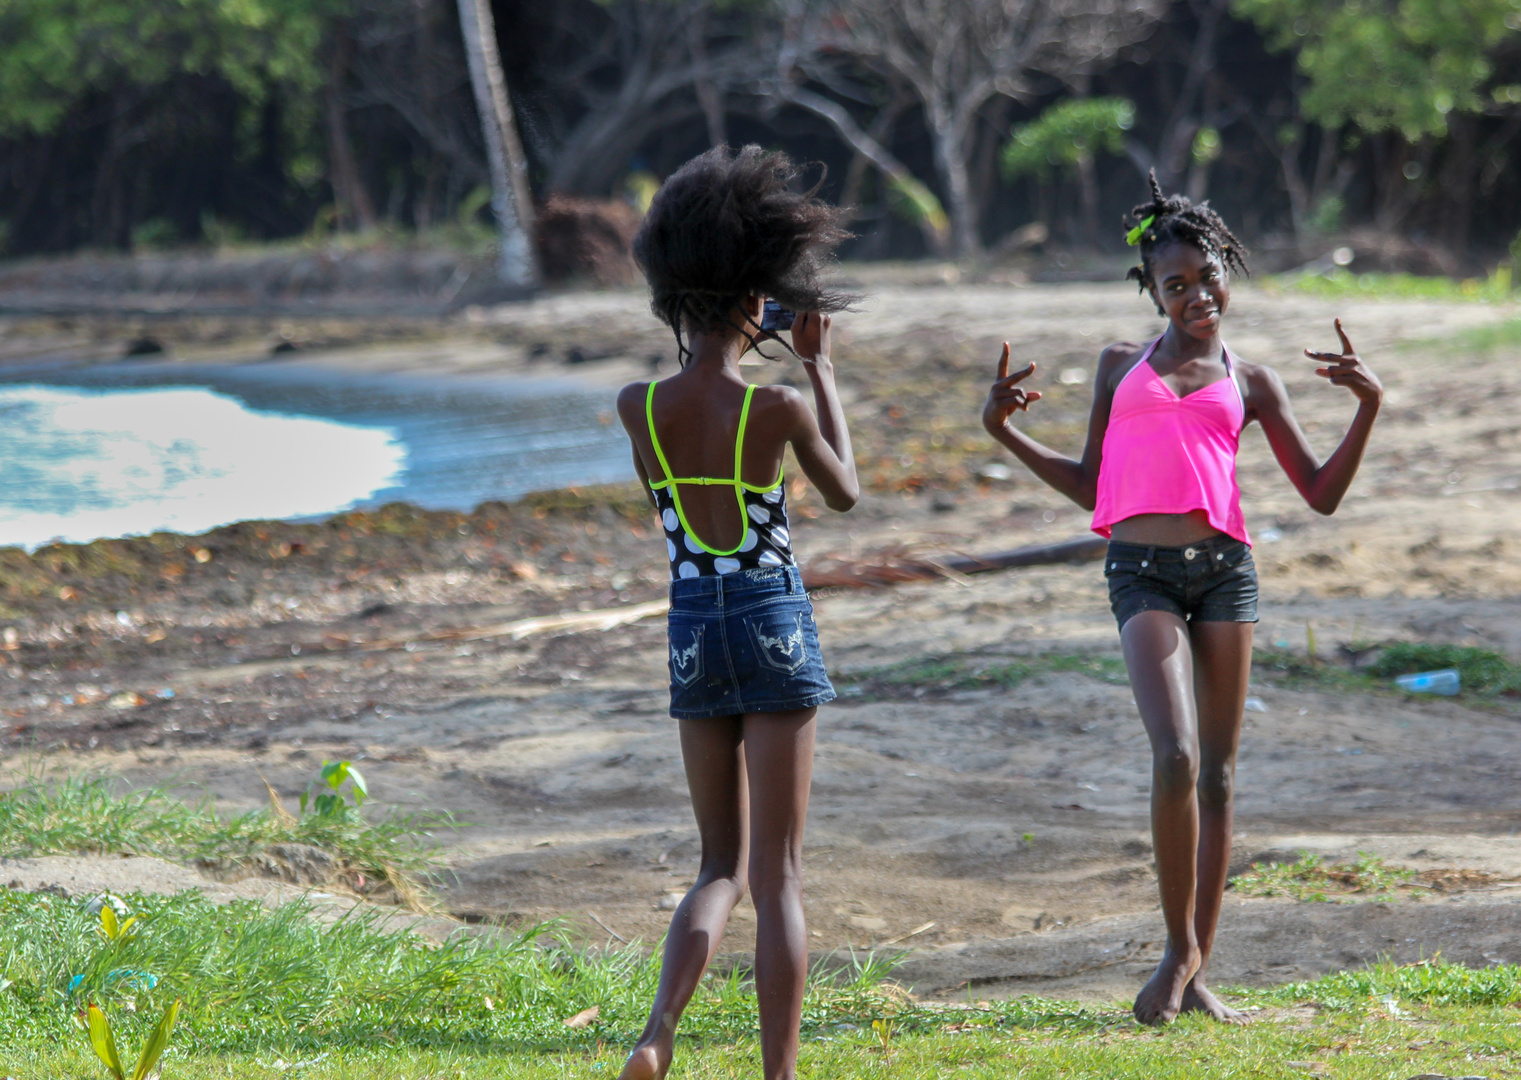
[324, 536, 1108, 653]
[355, 599, 670, 651]
[800, 534, 1107, 590]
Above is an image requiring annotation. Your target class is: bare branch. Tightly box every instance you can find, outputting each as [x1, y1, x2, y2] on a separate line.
[788, 0, 1164, 255]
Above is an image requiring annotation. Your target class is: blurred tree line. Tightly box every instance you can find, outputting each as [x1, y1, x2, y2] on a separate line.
[0, 0, 1518, 267]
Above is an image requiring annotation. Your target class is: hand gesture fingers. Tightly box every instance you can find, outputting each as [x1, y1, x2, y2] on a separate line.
[1335, 316, 1355, 356]
[992, 386, 1042, 409]
[1305, 318, 1381, 404]
[993, 344, 1036, 386]
[1306, 351, 1352, 378]
[1304, 318, 1357, 361]
[984, 344, 1041, 432]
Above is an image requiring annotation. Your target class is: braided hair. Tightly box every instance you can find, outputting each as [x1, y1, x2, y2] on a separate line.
[1124, 171, 1248, 313]
[633, 145, 854, 365]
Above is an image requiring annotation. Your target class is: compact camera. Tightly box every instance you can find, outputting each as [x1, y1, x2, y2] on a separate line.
[760, 299, 796, 333]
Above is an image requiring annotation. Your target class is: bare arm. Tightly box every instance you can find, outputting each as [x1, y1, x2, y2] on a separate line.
[615, 382, 659, 511]
[982, 342, 1129, 511]
[783, 312, 859, 512]
[1250, 319, 1382, 515]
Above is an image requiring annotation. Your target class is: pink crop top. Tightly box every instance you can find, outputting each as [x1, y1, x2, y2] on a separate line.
[1091, 338, 1250, 545]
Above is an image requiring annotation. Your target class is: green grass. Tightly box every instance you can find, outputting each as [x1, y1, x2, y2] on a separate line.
[1272, 266, 1518, 303]
[0, 890, 1516, 1077]
[1253, 642, 1521, 706]
[0, 772, 449, 905]
[1457, 316, 1521, 353]
[9, 1015, 1521, 1079]
[1251, 648, 1381, 693]
[840, 651, 1128, 700]
[1230, 852, 1419, 903]
[1367, 642, 1521, 697]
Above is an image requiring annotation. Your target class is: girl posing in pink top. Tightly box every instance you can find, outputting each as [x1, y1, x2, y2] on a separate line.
[982, 174, 1382, 1025]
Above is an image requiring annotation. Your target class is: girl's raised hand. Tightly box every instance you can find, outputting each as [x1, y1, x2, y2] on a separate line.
[1305, 318, 1382, 405]
[790, 310, 831, 365]
[982, 342, 1042, 434]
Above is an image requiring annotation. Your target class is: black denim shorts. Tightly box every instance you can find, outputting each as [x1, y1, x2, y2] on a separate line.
[1104, 535, 1258, 631]
[666, 566, 836, 720]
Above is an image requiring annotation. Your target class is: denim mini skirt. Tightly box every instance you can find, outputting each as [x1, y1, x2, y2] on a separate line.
[666, 566, 836, 720]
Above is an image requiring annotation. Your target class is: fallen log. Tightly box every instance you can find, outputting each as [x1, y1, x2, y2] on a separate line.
[355, 598, 669, 650]
[303, 536, 1111, 657]
[935, 535, 1109, 575]
[799, 534, 1107, 589]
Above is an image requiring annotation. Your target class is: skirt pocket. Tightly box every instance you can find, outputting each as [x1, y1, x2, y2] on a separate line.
[743, 605, 812, 676]
[667, 620, 706, 688]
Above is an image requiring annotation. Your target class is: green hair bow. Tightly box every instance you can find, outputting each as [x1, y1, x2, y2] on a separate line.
[1125, 215, 1155, 247]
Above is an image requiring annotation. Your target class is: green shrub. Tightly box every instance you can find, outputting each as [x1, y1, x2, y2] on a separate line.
[1369, 643, 1521, 696]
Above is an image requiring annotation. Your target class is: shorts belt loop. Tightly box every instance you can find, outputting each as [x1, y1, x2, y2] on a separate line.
[787, 567, 800, 595]
[1145, 545, 1156, 573]
[715, 575, 726, 610]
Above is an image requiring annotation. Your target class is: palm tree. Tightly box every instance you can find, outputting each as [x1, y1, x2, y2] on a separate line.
[456, 0, 539, 292]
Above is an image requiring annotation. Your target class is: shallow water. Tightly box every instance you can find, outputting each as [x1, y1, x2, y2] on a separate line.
[0, 360, 630, 548]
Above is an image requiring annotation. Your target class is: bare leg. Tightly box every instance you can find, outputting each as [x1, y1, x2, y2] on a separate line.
[744, 708, 817, 1080]
[619, 716, 748, 1080]
[1121, 610, 1202, 1025]
[1181, 620, 1254, 1023]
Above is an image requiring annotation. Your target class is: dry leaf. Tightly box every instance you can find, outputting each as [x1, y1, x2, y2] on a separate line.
[562, 1005, 600, 1029]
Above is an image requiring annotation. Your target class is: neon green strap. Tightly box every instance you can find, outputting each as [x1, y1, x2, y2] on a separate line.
[645, 382, 767, 556]
[733, 385, 753, 482]
[645, 381, 677, 490]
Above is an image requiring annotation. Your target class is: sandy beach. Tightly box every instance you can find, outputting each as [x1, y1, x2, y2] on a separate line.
[3, 274, 1519, 1001]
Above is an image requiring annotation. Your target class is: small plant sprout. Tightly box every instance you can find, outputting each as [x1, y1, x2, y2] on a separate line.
[300, 760, 368, 818]
[85, 998, 181, 1080]
[98, 902, 139, 943]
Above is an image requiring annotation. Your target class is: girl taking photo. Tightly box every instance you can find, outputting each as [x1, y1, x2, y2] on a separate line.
[614, 145, 858, 1080]
[981, 175, 1382, 1025]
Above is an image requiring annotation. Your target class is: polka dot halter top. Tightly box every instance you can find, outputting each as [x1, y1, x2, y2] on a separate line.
[645, 381, 797, 579]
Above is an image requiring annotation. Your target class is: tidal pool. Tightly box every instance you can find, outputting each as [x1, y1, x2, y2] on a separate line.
[0, 361, 630, 549]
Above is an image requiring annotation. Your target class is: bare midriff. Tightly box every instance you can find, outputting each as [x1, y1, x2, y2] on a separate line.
[1108, 509, 1226, 547]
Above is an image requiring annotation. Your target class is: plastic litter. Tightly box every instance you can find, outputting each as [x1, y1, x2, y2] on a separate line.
[1394, 669, 1460, 695]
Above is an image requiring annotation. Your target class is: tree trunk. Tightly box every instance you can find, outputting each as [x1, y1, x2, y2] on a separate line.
[687, 12, 726, 148]
[91, 100, 124, 248]
[1076, 154, 1100, 249]
[841, 99, 903, 214]
[1278, 134, 1311, 249]
[327, 25, 378, 232]
[928, 108, 979, 258]
[456, 0, 538, 292]
[412, 0, 440, 230]
[1142, 0, 1226, 192]
[1372, 135, 1429, 234]
[1438, 116, 1475, 253]
[970, 98, 1013, 238]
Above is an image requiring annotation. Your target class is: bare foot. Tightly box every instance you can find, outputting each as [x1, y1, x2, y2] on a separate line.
[1132, 947, 1200, 1026]
[617, 1043, 670, 1080]
[1181, 980, 1250, 1024]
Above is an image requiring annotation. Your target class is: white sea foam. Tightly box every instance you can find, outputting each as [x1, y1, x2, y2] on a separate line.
[0, 384, 405, 549]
